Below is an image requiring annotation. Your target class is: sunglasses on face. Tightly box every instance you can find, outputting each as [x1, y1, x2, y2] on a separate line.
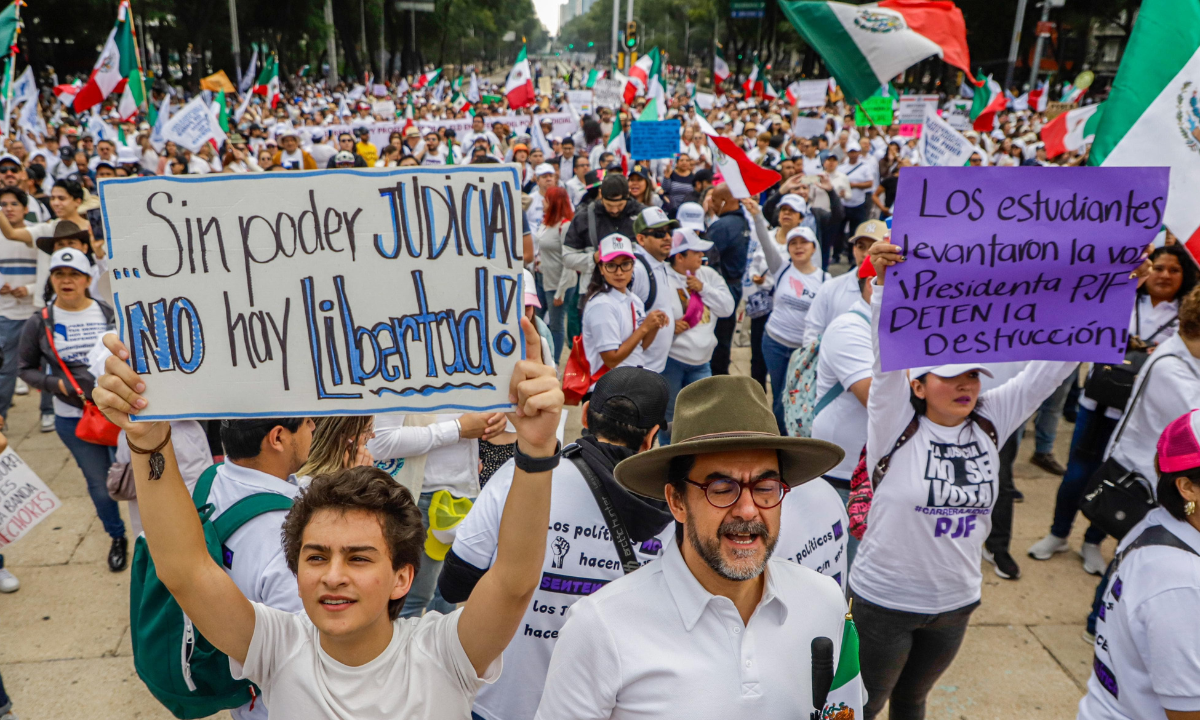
[644, 229, 670, 239]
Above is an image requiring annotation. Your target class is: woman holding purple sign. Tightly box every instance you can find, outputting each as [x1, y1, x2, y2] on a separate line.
[850, 241, 1078, 720]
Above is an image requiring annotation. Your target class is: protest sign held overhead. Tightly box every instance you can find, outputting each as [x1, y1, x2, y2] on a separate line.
[98, 166, 527, 420]
[918, 107, 976, 166]
[629, 119, 681, 159]
[0, 449, 61, 548]
[880, 166, 1169, 371]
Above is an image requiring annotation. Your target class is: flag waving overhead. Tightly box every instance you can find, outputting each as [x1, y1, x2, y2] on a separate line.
[1090, 0, 1200, 260]
[504, 47, 535, 108]
[72, 29, 120, 112]
[969, 72, 1005, 131]
[1041, 103, 1103, 158]
[114, 1, 145, 120]
[252, 54, 281, 108]
[415, 67, 442, 88]
[714, 45, 731, 87]
[779, 0, 972, 103]
[625, 51, 654, 104]
[742, 60, 761, 99]
[696, 112, 781, 197]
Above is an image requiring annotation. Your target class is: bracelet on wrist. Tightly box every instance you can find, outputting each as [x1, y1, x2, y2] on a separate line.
[128, 424, 172, 481]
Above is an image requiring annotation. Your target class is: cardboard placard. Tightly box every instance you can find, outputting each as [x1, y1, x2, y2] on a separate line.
[567, 90, 594, 116]
[0, 449, 61, 547]
[896, 94, 940, 125]
[855, 95, 894, 127]
[629, 120, 681, 160]
[881, 167, 1169, 370]
[593, 78, 625, 109]
[792, 116, 828, 139]
[789, 79, 828, 108]
[98, 166, 527, 420]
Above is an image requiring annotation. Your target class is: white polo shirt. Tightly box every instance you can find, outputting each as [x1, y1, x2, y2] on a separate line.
[451, 458, 672, 720]
[811, 300, 873, 481]
[775, 478, 851, 587]
[630, 245, 677, 372]
[840, 160, 877, 207]
[802, 270, 866, 345]
[535, 537, 847, 720]
[581, 287, 647, 383]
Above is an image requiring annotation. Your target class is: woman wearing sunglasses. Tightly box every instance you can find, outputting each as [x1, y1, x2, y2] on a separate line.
[581, 233, 670, 392]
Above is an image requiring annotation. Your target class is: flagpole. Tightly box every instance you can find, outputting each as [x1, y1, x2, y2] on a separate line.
[4, 0, 21, 141]
[127, 0, 148, 113]
[854, 101, 883, 135]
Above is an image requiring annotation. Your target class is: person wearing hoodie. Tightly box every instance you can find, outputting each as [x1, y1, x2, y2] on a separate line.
[439, 367, 675, 720]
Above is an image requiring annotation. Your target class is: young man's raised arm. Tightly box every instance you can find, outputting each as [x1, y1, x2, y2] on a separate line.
[457, 318, 563, 676]
[93, 334, 256, 665]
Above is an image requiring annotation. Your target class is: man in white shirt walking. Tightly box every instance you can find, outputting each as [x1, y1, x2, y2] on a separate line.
[630, 206, 680, 374]
[536, 375, 849, 720]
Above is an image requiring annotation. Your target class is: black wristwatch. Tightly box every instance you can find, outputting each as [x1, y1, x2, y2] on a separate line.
[513, 441, 562, 473]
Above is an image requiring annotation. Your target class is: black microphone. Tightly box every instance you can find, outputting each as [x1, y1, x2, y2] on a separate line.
[811, 636, 835, 718]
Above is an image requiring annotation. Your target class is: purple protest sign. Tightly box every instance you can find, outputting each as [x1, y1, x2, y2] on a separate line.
[879, 166, 1169, 371]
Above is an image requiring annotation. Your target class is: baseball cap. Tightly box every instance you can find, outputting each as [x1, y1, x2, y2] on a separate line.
[49, 247, 92, 275]
[777, 194, 807, 215]
[1157, 410, 1200, 474]
[311, 129, 326, 142]
[589, 367, 669, 430]
[512, 143, 529, 152]
[850, 219, 888, 245]
[846, 145, 862, 154]
[94, 159, 116, 171]
[669, 228, 713, 257]
[628, 163, 651, 179]
[535, 163, 556, 176]
[598, 233, 636, 262]
[117, 147, 141, 165]
[908, 364, 995, 380]
[676, 202, 706, 232]
[600, 173, 629, 200]
[786, 226, 817, 245]
[522, 269, 541, 309]
[633, 206, 679, 234]
[0, 154, 20, 168]
[334, 150, 356, 165]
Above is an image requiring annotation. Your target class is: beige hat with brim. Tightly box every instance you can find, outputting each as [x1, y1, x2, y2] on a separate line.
[614, 375, 844, 501]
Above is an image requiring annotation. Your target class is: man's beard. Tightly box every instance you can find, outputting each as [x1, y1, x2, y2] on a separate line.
[686, 516, 777, 582]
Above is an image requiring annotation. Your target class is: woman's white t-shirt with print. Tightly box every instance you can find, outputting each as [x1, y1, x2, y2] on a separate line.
[233, 602, 499, 720]
[49, 302, 108, 418]
[850, 284, 1076, 614]
[775, 478, 851, 588]
[581, 288, 646, 383]
[765, 266, 827, 348]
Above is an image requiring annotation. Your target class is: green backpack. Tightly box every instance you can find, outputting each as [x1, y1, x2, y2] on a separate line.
[129, 464, 294, 719]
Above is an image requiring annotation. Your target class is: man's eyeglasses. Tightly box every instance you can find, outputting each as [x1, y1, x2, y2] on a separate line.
[685, 476, 789, 509]
[602, 259, 634, 273]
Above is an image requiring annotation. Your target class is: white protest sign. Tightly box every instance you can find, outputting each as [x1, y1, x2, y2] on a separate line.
[792, 116, 827, 139]
[897, 94, 939, 125]
[161, 96, 222, 152]
[0, 449, 61, 547]
[918, 107, 976, 167]
[327, 112, 579, 153]
[371, 100, 396, 118]
[693, 92, 716, 111]
[791, 79, 828, 108]
[943, 99, 971, 131]
[98, 166, 527, 420]
[593, 79, 625, 109]
[567, 90, 594, 116]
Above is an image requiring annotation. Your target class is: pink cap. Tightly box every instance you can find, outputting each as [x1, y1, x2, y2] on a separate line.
[598, 233, 636, 263]
[1157, 410, 1200, 474]
[523, 269, 541, 309]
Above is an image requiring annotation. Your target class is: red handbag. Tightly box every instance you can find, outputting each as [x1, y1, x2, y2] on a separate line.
[42, 307, 121, 447]
[562, 336, 605, 406]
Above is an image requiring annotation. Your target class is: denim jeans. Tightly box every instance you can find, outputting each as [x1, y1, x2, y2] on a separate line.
[400, 490, 458, 618]
[1049, 404, 1113, 544]
[1034, 368, 1077, 454]
[544, 286, 577, 363]
[852, 590, 979, 720]
[659, 357, 712, 445]
[0, 666, 9, 715]
[0, 316, 26, 420]
[56, 415, 124, 539]
[533, 271, 548, 321]
[761, 333, 797, 435]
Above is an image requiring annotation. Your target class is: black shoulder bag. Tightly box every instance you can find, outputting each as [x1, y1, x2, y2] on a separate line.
[563, 444, 642, 575]
[1084, 301, 1178, 410]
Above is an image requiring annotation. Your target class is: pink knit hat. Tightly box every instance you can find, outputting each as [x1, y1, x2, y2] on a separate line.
[1157, 410, 1200, 474]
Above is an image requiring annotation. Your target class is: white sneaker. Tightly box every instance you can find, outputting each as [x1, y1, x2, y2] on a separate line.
[13, 378, 27, 395]
[1027, 534, 1070, 560]
[40, 413, 53, 433]
[1081, 542, 1107, 575]
[0, 567, 19, 593]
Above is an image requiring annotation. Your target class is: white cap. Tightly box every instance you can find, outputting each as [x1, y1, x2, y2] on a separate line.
[786, 226, 817, 245]
[908, 364, 995, 380]
[777, 194, 807, 215]
[535, 163, 556, 176]
[49, 248, 92, 275]
[0, 153, 21, 167]
[523, 268, 541, 309]
[598, 233, 636, 262]
[311, 129, 326, 142]
[676, 202, 706, 231]
[117, 146, 141, 165]
[669, 228, 714, 256]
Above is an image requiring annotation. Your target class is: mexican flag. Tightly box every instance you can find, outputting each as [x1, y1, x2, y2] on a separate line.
[605, 116, 627, 173]
[646, 47, 666, 118]
[212, 90, 230, 133]
[1061, 83, 1086, 105]
[0, 2, 18, 55]
[53, 81, 82, 108]
[400, 96, 415, 136]
[1028, 81, 1048, 112]
[763, 77, 779, 101]
[73, 29, 122, 112]
[625, 51, 655, 104]
[819, 616, 864, 720]
[1089, 0, 1200, 260]
[742, 60, 761, 98]
[714, 45, 730, 86]
[696, 111, 781, 197]
[1041, 103, 1103, 159]
[252, 54, 281, 108]
[586, 68, 605, 88]
[450, 90, 473, 116]
[779, 0, 973, 103]
[970, 72, 1005, 131]
[415, 67, 442, 88]
[504, 46, 535, 108]
[114, 2, 145, 121]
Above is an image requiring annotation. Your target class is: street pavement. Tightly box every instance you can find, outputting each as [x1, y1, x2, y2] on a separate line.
[0, 345, 1104, 719]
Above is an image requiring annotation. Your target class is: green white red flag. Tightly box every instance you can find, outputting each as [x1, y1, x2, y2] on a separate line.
[1041, 103, 1103, 159]
[696, 111, 780, 197]
[252, 53, 281, 108]
[415, 67, 442, 88]
[504, 47, 535, 108]
[969, 72, 1005, 131]
[75, 1, 143, 114]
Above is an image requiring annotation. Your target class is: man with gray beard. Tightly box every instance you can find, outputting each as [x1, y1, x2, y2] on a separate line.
[535, 376, 851, 720]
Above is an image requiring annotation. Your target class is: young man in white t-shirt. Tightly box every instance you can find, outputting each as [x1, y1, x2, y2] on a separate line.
[92, 320, 564, 720]
[439, 367, 676, 720]
[629, 206, 680, 374]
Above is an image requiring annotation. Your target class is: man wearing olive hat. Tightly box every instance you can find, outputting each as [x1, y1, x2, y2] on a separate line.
[536, 375, 850, 719]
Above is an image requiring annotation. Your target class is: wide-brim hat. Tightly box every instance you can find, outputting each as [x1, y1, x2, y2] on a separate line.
[614, 375, 844, 500]
[37, 220, 90, 255]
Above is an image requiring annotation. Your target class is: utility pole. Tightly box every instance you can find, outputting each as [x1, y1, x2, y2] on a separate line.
[228, 0, 242, 87]
[611, 0, 619, 67]
[324, 0, 338, 86]
[378, 0, 386, 81]
[1029, 0, 1051, 90]
[1003, 0, 1027, 92]
[359, 0, 369, 79]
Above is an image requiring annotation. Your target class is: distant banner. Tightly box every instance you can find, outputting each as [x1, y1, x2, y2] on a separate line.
[326, 112, 579, 149]
[0, 449, 61, 547]
[593, 79, 625, 109]
[896, 94, 940, 125]
[98, 166, 527, 420]
[881, 167, 1169, 370]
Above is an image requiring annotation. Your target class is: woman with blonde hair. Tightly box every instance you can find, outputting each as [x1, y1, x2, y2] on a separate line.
[296, 415, 376, 485]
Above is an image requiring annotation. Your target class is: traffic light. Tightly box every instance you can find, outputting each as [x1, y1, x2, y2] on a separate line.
[568, 43, 574, 49]
[587, 41, 594, 47]
[626, 21, 637, 48]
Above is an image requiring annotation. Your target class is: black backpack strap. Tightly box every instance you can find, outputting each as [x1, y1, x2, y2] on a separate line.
[214, 493, 295, 545]
[588, 201, 599, 253]
[564, 444, 641, 575]
[968, 412, 999, 447]
[1101, 523, 1200, 602]
[634, 253, 658, 308]
[870, 414, 921, 490]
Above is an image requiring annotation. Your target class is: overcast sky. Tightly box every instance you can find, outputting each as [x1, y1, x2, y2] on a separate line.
[535, 0, 560, 35]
